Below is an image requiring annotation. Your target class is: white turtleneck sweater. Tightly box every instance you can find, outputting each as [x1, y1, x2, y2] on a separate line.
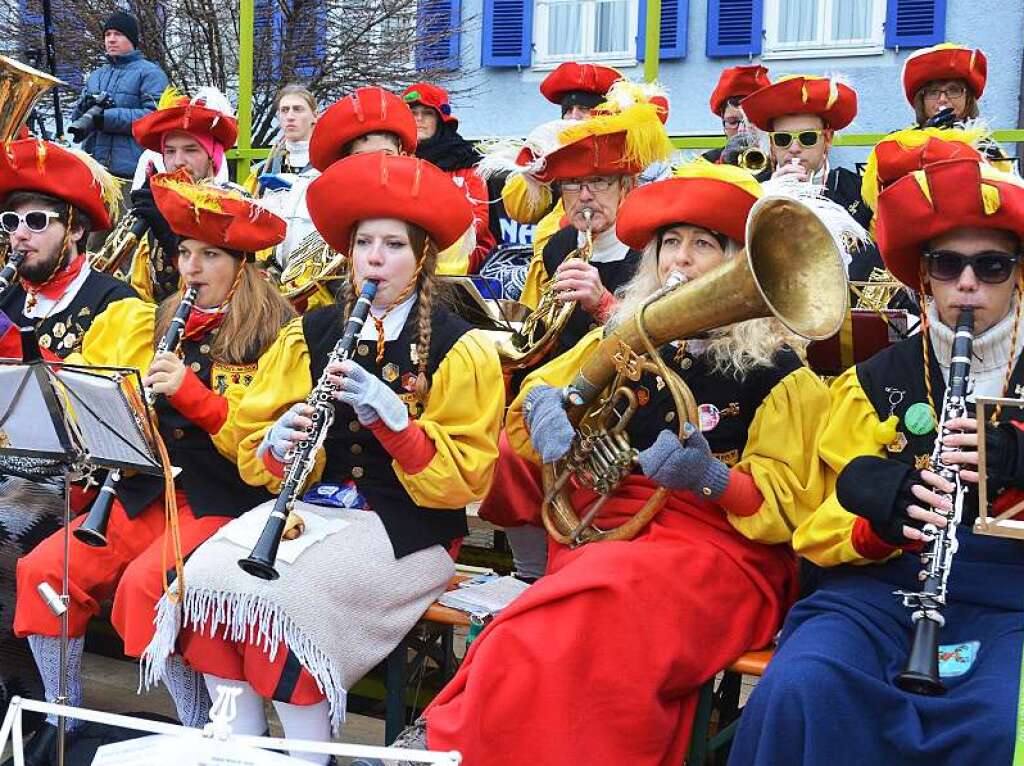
[927, 300, 1024, 400]
[284, 139, 311, 171]
[576, 226, 630, 263]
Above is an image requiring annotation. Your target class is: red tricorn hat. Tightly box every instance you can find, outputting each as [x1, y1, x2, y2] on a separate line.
[709, 65, 770, 116]
[540, 62, 622, 105]
[860, 128, 984, 214]
[876, 158, 1024, 288]
[401, 82, 457, 125]
[617, 162, 762, 249]
[310, 87, 418, 172]
[133, 89, 238, 154]
[741, 76, 857, 132]
[902, 43, 987, 104]
[150, 168, 286, 256]
[0, 140, 118, 231]
[306, 153, 473, 254]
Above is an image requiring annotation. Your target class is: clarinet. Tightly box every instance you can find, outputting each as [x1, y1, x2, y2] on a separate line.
[894, 308, 974, 695]
[0, 251, 25, 303]
[75, 285, 200, 547]
[239, 279, 379, 580]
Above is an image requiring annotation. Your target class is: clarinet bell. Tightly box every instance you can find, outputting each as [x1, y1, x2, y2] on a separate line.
[74, 471, 119, 547]
[895, 618, 946, 696]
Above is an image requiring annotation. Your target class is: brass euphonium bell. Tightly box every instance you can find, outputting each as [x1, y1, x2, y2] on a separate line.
[276, 229, 347, 307]
[542, 194, 850, 546]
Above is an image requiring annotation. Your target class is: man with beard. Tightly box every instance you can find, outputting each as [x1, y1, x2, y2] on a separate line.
[0, 140, 135, 744]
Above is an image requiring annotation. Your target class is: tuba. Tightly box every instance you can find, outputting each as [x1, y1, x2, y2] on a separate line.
[496, 209, 594, 371]
[275, 229, 347, 307]
[0, 56, 63, 271]
[542, 195, 850, 546]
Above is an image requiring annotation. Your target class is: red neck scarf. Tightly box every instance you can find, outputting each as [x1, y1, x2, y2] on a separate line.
[183, 306, 227, 340]
[22, 252, 86, 302]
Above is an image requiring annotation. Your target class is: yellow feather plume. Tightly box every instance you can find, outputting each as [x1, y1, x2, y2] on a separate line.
[157, 85, 186, 111]
[557, 102, 674, 174]
[64, 146, 122, 220]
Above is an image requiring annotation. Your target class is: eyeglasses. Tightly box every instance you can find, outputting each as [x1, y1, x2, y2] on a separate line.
[922, 83, 967, 102]
[924, 250, 1021, 284]
[769, 130, 823, 149]
[560, 176, 618, 193]
[722, 118, 743, 129]
[0, 210, 62, 234]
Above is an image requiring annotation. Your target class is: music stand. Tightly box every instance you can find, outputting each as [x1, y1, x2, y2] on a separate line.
[975, 396, 1024, 540]
[0, 356, 161, 766]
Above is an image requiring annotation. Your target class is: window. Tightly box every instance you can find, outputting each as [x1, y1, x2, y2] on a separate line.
[533, 0, 638, 67]
[763, 0, 886, 58]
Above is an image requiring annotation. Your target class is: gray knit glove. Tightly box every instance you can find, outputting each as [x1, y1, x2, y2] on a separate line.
[333, 359, 409, 432]
[524, 385, 575, 464]
[637, 426, 731, 499]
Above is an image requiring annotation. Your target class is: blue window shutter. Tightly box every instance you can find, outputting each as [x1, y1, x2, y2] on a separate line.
[885, 0, 946, 48]
[637, 0, 688, 61]
[482, 0, 533, 67]
[417, 0, 462, 71]
[706, 0, 763, 57]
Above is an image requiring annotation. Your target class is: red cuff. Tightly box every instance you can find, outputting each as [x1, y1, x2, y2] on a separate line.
[368, 419, 437, 475]
[718, 469, 765, 517]
[592, 289, 618, 323]
[850, 516, 922, 560]
[262, 445, 286, 479]
[167, 368, 229, 433]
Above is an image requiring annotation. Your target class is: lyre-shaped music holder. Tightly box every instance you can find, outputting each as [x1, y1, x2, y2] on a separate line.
[975, 396, 1024, 540]
[0, 337, 162, 766]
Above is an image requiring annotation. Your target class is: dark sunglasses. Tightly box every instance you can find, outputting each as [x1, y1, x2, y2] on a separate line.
[769, 130, 823, 149]
[924, 250, 1021, 284]
[0, 209, 61, 234]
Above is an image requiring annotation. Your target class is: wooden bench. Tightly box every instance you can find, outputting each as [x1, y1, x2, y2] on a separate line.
[687, 648, 774, 765]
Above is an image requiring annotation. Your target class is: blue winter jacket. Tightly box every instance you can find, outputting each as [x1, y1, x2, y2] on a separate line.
[71, 50, 168, 178]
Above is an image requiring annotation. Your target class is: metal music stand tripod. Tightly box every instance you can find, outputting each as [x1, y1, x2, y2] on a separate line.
[0, 343, 161, 766]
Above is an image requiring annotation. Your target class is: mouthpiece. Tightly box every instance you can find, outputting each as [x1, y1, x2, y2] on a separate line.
[666, 271, 688, 288]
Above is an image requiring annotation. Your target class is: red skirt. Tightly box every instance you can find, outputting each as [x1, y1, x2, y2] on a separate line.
[476, 430, 544, 528]
[424, 476, 798, 766]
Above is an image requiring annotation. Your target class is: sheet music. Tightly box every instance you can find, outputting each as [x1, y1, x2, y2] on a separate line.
[0, 365, 66, 456]
[53, 368, 159, 471]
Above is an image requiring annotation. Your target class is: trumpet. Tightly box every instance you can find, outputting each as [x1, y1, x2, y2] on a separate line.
[74, 286, 199, 546]
[0, 251, 25, 303]
[239, 279, 379, 580]
[738, 146, 769, 174]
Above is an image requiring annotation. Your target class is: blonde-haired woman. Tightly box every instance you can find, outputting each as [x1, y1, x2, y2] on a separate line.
[409, 163, 833, 765]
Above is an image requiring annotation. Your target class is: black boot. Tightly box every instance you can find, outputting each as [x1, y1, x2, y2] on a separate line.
[0, 722, 70, 766]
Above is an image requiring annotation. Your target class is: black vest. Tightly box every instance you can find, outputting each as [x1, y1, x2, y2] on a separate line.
[825, 166, 872, 231]
[0, 270, 136, 359]
[302, 303, 472, 558]
[542, 225, 642, 356]
[623, 343, 804, 467]
[116, 329, 273, 519]
[857, 333, 1024, 521]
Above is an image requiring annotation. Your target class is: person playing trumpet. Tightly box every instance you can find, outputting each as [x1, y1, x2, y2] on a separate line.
[372, 162, 837, 766]
[139, 152, 503, 764]
[10, 171, 294, 765]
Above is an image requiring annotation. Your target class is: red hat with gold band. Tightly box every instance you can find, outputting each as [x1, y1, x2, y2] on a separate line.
[310, 87, 418, 172]
[133, 87, 238, 154]
[902, 43, 987, 104]
[150, 168, 286, 256]
[876, 158, 1024, 288]
[540, 62, 622, 106]
[709, 65, 770, 116]
[514, 80, 674, 183]
[860, 127, 984, 214]
[401, 82, 457, 125]
[0, 140, 119, 231]
[617, 161, 762, 249]
[306, 153, 473, 254]
[741, 75, 857, 131]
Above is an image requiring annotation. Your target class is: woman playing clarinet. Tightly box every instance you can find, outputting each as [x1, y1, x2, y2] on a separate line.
[141, 152, 503, 764]
[11, 170, 294, 765]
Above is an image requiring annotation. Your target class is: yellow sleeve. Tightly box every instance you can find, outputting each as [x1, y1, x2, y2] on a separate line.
[728, 367, 831, 545]
[531, 202, 563, 260]
[792, 367, 900, 566]
[436, 234, 471, 276]
[234, 318, 322, 492]
[396, 329, 504, 508]
[506, 328, 604, 464]
[128, 238, 163, 304]
[74, 297, 156, 371]
[502, 174, 553, 225]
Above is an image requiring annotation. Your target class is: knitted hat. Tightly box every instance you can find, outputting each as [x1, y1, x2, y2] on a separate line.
[401, 83, 457, 125]
[104, 11, 139, 49]
[902, 43, 987, 104]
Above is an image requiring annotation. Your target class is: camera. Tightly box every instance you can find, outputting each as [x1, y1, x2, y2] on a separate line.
[67, 92, 115, 143]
